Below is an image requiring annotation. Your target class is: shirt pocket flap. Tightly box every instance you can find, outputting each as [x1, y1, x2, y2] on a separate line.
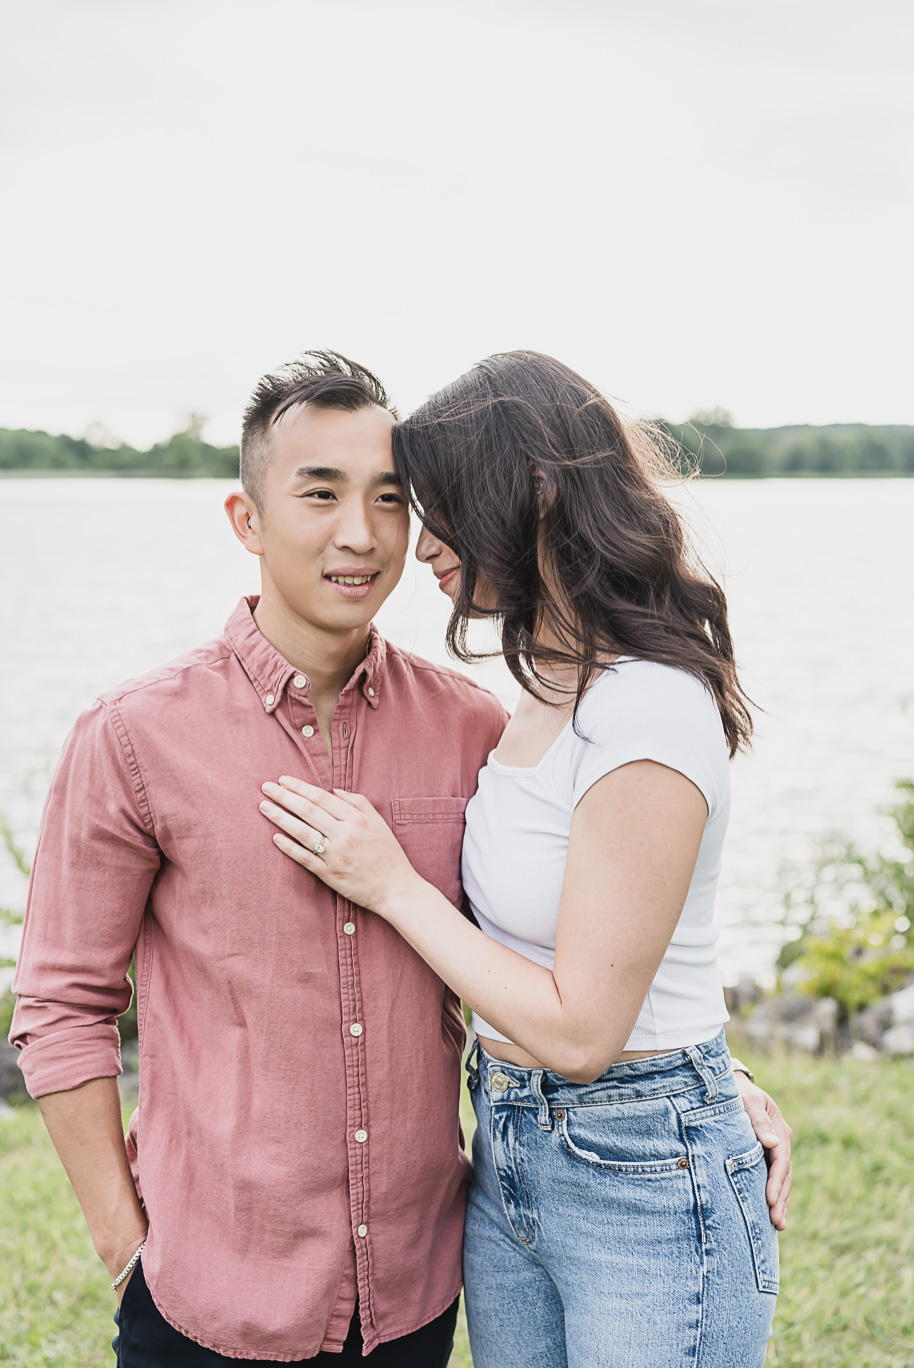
[391, 797, 469, 824]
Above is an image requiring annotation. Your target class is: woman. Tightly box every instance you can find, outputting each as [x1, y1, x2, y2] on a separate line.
[259, 352, 782, 1367]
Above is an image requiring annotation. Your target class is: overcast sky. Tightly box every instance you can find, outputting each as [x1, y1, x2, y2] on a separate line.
[2, 0, 911, 447]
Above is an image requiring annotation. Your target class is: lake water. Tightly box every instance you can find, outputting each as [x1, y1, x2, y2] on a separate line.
[1, 477, 913, 985]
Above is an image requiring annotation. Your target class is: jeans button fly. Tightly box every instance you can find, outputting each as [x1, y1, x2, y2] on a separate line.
[491, 1073, 510, 1092]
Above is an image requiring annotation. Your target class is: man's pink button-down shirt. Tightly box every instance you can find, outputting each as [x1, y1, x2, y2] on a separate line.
[11, 598, 507, 1360]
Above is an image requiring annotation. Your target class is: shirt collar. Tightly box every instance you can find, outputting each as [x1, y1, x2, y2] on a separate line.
[224, 596, 386, 713]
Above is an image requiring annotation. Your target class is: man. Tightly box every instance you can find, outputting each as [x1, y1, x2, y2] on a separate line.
[10, 351, 790, 1365]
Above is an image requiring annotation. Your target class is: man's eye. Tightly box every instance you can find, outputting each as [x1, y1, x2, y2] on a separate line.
[377, 493, 405, 505]
[304, 490, 336, 501]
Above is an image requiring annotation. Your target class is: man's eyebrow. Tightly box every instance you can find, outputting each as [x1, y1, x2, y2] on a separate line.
[294, 465, 348, 481]
[292, 467, 403, 487]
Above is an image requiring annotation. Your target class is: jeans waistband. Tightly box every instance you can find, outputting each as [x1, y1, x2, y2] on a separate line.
[466, 1029, 732, 1116]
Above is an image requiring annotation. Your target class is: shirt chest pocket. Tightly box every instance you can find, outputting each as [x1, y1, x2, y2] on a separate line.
[390, 797, 469, 909]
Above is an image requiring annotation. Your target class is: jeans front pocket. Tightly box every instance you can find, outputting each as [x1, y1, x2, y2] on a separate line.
[557, 1097, 688, 1175]
[726, 1142, 780, 1293]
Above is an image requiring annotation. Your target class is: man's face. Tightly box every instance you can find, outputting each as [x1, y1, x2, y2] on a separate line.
[254, 403, 409, 632]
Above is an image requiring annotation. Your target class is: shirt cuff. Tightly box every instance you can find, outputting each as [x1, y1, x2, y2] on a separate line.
[14, 1022, 124, 1099]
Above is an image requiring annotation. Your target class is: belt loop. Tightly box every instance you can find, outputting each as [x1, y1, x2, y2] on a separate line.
[531, 1070, 552, 1131]
[465, 1038, 481, 1090]
[684, 1044, 718, 1103]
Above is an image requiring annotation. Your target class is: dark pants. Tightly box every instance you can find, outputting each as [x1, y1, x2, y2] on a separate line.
[113, 1261, 458, 1367]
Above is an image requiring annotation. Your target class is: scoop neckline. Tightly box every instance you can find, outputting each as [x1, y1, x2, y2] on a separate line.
[487, 716, 576, 776]
[486, 658, 634, 777]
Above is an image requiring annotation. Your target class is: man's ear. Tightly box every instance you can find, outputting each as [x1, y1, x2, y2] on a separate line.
[224, 491, 264, 556]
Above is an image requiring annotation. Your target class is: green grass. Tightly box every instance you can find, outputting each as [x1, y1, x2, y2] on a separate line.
[2, 1052, 912, 1367]
[735, 1041, 914, 1368]
[0, 1102, 123, 1365]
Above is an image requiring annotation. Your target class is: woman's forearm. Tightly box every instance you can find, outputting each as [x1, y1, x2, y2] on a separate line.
[380, 876, 628, 1080]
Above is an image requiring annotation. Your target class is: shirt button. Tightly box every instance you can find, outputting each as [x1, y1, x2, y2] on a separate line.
[367, 686, 375, 698]
[357, 1224, 368, 1238]
[301, 725, 315, 738]
[265, 694, 275, 706]
[349, 1023, 363, 1037]
[293, 674, 307, 688]
[343, 922, 356, 935]
[355, 1129, 368, 1143]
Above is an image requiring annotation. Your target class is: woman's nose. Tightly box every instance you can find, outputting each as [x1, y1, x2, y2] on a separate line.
[415, 526, 439, 562]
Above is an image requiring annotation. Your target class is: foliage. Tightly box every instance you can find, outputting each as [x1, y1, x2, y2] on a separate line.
[0, 817, 31, 883]
[779, 781, 914, 1017]
[3, 420, 914, 480]
[0, 419, 238, 478]
[661, 418, 914, 479]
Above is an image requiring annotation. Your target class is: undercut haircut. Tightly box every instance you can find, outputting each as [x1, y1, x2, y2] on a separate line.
[240, 350, 398, 512]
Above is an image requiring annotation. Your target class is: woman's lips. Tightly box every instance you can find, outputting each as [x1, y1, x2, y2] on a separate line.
[437, 568, 459, 593]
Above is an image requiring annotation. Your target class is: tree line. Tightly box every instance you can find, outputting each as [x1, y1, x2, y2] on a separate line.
[1, 413, 913, 479]
[661, 411, 914, 478]
[0, 417, 238, 478]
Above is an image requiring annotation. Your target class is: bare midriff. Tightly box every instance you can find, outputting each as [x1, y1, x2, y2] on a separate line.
[476, 1034, 677, 1070]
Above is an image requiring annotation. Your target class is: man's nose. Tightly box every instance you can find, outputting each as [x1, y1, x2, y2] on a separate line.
[335, 500, 376, 554]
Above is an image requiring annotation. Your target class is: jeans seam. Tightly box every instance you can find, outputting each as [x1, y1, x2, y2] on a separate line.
[679, 1114, 707, 1368]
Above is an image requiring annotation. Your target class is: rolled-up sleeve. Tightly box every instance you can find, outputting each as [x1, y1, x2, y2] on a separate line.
[9, 697, 160, 1098]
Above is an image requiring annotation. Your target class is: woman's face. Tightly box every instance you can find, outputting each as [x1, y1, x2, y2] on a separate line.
[415, 526, 500, 616]
[415, 524, 462, 601]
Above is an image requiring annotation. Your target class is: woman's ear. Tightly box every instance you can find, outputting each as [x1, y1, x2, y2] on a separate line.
[531, 464, 551, 514]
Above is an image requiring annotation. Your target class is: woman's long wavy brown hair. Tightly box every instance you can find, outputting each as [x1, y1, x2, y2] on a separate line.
[392, 351, 753, 756]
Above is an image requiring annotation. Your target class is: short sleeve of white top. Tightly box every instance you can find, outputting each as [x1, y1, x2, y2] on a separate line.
[463, 659, 731, 1053]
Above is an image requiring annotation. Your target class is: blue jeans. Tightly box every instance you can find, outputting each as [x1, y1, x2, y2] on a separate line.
[464, 1031, 778, 1368]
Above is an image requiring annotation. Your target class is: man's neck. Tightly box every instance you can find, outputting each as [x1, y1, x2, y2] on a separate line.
[253, 585, 371, 706]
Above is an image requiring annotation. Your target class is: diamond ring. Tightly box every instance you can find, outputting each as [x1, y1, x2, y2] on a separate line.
[313, 838, 326, 857]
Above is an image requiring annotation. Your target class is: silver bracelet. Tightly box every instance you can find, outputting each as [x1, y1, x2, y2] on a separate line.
[730, 1056, 755, 1082]
[111, 1240, 146, 1291]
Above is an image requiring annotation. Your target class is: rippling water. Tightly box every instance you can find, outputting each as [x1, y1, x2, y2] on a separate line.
[2, 477, 912, 983]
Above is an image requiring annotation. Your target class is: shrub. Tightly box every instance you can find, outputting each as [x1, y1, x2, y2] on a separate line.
[779, 781, 914, 1017]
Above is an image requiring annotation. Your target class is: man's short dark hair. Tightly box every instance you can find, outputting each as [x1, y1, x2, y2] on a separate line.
[241, 350, 398, 512]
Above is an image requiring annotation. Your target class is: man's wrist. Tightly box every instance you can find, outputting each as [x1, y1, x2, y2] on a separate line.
[98, 1225, 149, 1281]
[730, 1056, 755, 1082]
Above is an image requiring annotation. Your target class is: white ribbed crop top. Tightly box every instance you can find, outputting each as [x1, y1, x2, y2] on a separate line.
[463, 659, 731, 1053]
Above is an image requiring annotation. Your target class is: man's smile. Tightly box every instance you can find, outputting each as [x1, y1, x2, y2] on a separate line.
[324, 568, 381, 598]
